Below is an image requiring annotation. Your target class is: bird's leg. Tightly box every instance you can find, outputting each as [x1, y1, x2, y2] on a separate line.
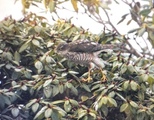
[82, 64, 94, 82]
[82, 68, 92, 82]
[100, 68, 107, 82]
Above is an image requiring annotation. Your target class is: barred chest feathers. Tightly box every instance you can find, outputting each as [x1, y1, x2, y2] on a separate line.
[64, 52, 94, 66]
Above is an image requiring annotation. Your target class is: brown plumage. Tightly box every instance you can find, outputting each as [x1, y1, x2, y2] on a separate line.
[56, 39, 112, 82]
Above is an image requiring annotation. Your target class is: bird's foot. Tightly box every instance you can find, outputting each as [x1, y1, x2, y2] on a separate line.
[81, 76, 92, 82]
[101, 74, 107, 82]
[100, 69, 107, 82]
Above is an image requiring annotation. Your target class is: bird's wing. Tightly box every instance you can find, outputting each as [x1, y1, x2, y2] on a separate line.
[68, 39, 104, 53]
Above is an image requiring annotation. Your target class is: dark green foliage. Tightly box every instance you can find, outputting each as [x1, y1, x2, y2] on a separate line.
[0, 14, 154, 120]
[1, 0, 154, 119]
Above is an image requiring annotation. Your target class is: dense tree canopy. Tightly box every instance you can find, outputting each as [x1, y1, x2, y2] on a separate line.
[0, 0, 154, 120]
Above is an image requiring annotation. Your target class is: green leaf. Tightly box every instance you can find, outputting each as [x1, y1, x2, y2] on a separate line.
[0, 49, 3, 53]
[96, 98, 103, 110]
[35, 60, 43, 70]
[120, 103, 129, 112]
[3, 96, 11, 105]
[73, 34, 80, 41]
[70, 99, 78, 106]
[19, 40, 30, 53]
[108, 97, 117, 107]
[116, 92, 126, 101]
[52, 106, 66, 116]
[138, 92, 144, 101]
[138, 27, 146, 37]
[51, 110, 59, 120]
[43, 86, 52, 98]
[81, 96, 89, 102]
[46, 56, 56, 63]
[24, 70, 31, 79]
[52, 100, 64, 105]
[148, 29, 154, 47]
[0, 95, 5, 109]
[34, 106, 47, 120]
[127, 65, 136, 73]
[68, 70, 79, 74]
[45, 108, 52, 118]
[11, 107, 19, 117]
[81, 84, 91, 92]
[117, 14, 129, 25]
[130, 81, 139, 91]
[26, 99, 37, 108]
[49, 0, 55, 13]
[99, 2, 110, 9]
[32, 103, 39, 113]
[43, 79, 52, 87]
[102, 96, 108, 105]
[78, 109, 87, 119]
[108, 91, 115, 98]
[58, 84, 64, 94]
[148, 65, 154, 74]
[32, 39, 40, 47]
[140, 9, 151, 16]
[21, 85, 28, 91]
[101, 105, 108, 116]
[14, 51, 20, 63]
[128, 28, 140, 33]
[123, 80, 130, 90]
[34, 26, 42, 33]
[147, 75, 154, 85]
[64, 101, 72, 112]
[66, 82, 73, 88]
[5, 52, 13, 61]
[70, 85, 78, 95]
[89, 112, 96, 119]
[130, 101, 138, 108]
[52, 86, 59, 97]
[120, 64, 127, 74]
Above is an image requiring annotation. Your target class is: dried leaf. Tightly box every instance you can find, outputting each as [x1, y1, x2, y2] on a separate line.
[71, 0, 78, 12]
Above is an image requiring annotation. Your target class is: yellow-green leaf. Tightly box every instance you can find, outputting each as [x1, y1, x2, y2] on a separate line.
[130, 81, 139, 91]
[130, 101, 138, 108]
[49, 0, 55, 13]
[120, 103, 129, 112]
[81, 96, 89, 102]
[14, 51, 20, 63]
[45, 108, 52, 118]
[138, 27, 146, 37]
[102, 96, 108, 104]
[32, 39, 40, 47]
[108, 97, 117, 107]
[19, 40, 31, 53]
[32, 103, 39, 113]
[123, 80, 129, 90]
[35, 61, 43, 70]
[64, 101, 72, 112]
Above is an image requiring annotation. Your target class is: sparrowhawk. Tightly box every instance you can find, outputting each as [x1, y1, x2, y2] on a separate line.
[56, 39, 112, 82]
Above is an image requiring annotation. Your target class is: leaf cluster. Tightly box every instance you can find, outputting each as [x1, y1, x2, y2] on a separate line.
[0, 13, 154, 120]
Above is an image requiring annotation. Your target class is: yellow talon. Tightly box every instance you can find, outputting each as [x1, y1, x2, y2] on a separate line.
[100, 69, 107, 82]
[82, 69, 92, 82]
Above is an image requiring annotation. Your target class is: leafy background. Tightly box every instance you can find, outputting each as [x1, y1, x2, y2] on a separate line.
[0, 0, 154, 120]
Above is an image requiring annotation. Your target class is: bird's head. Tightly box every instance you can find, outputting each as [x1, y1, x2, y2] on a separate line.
[55, 43, 69, 56]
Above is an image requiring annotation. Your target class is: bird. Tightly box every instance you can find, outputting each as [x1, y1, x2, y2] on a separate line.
[56, 39, 112, 82]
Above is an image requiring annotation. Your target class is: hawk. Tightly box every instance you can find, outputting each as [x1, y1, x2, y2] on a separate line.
[56, 39, 112, 82]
